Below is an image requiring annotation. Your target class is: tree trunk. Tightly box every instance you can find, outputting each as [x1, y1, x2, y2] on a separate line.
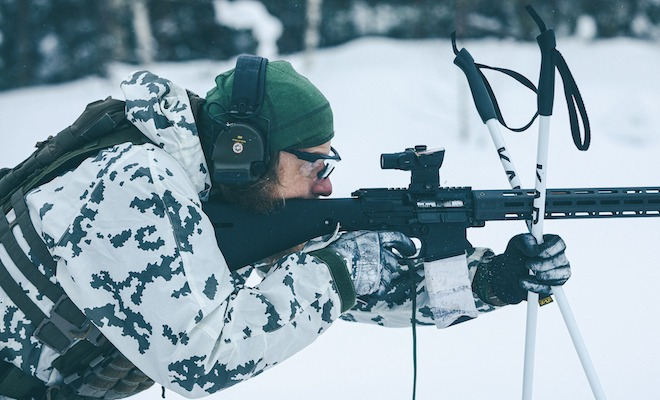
[304, 0, 322, 68]
[131, 0, 155, 64]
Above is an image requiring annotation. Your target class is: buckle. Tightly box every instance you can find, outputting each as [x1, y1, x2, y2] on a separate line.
[71, 320, 105, 347]
[34, 294, 104, 354]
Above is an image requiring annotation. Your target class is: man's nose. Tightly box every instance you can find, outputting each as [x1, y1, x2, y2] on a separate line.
[311, 177, 332, 197]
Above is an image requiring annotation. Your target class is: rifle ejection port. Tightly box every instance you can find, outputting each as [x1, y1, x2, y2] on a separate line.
[417, 200, 437, 208]
[416, 200, 464, 208]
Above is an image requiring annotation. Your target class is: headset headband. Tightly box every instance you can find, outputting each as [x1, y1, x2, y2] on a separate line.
[230, 55, 268, 118]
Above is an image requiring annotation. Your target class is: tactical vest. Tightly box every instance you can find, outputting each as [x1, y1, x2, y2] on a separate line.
[0, 97, 172, 400]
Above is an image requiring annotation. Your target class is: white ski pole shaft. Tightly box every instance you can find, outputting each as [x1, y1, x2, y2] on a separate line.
[452, 45, 541, 397]
[453, 30, 605, 399]
[553, 287, 607, 399]
[523, 114, 551, 400]
[484, 119, 532, 232]
[485, 119, 524, 190]
[523, 6, 607, 396]
[528, 119, 606, 398]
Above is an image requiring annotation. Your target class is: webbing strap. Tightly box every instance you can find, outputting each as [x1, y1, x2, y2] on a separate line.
[0, 348, 155, 400]
[11, 189, 57, 274]
[0, 194, 61, 304]
[0, 191, 92, 354]
[0, 360, 47, 400]
[0, 98, 158, 398]
[0, 260, 79, 354]
[0, 255, 50, 338]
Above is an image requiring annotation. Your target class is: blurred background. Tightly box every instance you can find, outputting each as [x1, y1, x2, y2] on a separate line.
[2, 0, 660, 91]
[1, 2, 659, 399]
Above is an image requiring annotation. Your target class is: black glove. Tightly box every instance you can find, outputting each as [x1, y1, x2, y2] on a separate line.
[473, 233, 571, 305]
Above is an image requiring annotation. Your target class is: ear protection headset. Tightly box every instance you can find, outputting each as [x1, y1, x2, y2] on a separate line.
[211, 55, 269, 185]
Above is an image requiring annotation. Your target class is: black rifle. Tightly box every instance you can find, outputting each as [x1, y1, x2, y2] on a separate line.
[203, 146, 660, 271]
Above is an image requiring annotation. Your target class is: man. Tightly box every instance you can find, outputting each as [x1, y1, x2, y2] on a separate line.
[0, 56, 570, 399]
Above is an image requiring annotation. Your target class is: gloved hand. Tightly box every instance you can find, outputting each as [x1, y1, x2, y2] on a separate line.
[312, 231, 416, 296]
[473, 233, 571, 305]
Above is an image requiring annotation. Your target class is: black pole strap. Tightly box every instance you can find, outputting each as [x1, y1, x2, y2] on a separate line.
[475, 63, 539, 132]
[526, 5, 591, 150]
[451, 32, 539, 132]
[451, 6, 591, 151]
[555, 51, 591, 150]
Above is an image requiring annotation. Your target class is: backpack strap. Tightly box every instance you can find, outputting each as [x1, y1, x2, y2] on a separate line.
[0, 98, 156, 399]
[0, 189, 103, 355]
[0, 360, 48, 400]
[0, 120, 149, 354]
[0, 93, 210, 398]
[0, 98, 149, 212]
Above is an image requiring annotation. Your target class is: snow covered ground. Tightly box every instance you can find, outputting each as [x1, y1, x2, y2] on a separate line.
[0, 36, 658, 399]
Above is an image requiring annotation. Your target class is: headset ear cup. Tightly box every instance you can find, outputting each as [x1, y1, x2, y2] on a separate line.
[212, 123, 268, 184]
[210, 55, 269, 185]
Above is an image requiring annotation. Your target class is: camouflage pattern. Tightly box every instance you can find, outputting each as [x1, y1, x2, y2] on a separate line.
[0, 207, 61, 386]
[0, 71, 500, 397]
[340, 247, 499, 327]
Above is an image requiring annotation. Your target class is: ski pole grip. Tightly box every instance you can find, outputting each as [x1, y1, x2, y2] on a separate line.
[536, 29, 556, 116]
[453, 48, 497, 123]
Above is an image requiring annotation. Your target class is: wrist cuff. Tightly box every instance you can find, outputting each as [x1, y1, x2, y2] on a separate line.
[311, 248, 356, 313]
[472, 264, 509, 307]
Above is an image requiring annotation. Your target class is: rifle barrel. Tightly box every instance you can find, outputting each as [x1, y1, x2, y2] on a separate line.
[473, 187, 660, 222]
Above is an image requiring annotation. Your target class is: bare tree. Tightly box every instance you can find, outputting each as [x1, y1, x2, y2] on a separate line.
[304, 0, 322, 68]
[212, 0, 282, 59]
[107, 0, 131, 62]
[131, 0, 155, 65]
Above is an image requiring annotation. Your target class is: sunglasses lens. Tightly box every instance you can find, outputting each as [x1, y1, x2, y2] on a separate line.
[317, 159, 337, 179]
[300, 159, 332, 180]
[289, 147, 340, 180]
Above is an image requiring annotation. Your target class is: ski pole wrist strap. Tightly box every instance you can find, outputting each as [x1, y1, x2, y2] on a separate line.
[527, 4, 591, 150]
[451, 11, 591, 152]
[451, 32, 539, 133]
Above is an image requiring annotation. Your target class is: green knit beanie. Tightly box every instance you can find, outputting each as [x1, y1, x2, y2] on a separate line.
[204, 60, 334, 152]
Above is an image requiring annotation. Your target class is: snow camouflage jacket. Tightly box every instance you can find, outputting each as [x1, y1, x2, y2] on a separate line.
[0, 71, 498, 397]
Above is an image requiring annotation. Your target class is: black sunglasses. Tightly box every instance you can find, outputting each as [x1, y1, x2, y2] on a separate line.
[283, 147, 341, 179]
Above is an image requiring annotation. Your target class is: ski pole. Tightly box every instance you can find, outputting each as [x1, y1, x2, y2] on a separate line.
[451, 40, 526, 193]
[452, 6, 605, 397]
[452, 35, 543, 397]
[525, 6, 606, 399]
